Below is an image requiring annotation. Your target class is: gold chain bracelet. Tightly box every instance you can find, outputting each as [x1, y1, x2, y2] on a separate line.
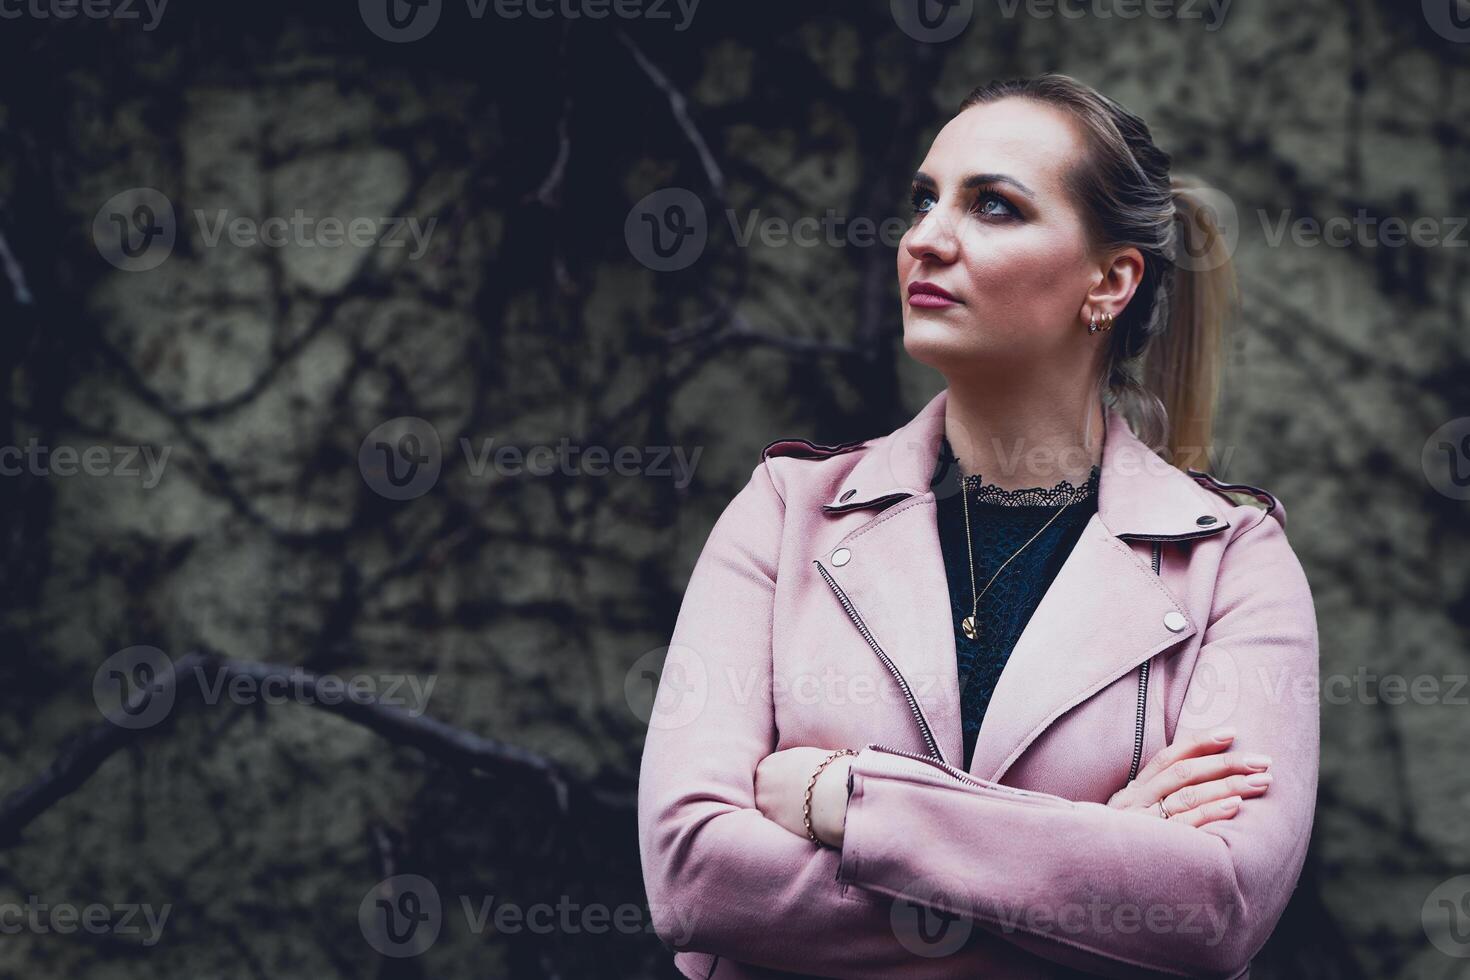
[803, 748, 856, 846]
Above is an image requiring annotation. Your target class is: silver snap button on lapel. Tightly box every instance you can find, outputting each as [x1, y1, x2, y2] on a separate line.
[1163, 611, 1187, 633]
[840, 489, 856, 502]
[1196, 515, 1218, 526]
[831, 547, 852, 566]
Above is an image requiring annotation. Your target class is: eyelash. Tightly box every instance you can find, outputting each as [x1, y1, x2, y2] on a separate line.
[908, 184, 1019, 221]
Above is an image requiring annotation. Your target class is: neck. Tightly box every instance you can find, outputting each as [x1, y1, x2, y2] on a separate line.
[943, 376, 1105, 492]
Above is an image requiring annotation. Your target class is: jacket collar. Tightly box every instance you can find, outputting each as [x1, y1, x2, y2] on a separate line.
[822, 387, 1227, 540]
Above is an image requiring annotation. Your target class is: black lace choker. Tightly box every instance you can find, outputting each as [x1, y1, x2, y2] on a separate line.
[937, 435, 1100, 507]
[959, 467, 1100, 507]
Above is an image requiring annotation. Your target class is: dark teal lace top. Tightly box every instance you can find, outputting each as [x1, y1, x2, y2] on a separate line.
[930, 435, 1101, 771]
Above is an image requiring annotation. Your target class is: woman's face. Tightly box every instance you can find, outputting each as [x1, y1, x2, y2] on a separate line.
[898, 98, 1123, 383]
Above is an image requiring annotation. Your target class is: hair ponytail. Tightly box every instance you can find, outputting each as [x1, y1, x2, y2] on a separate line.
[957, 75, 1238, 472]
[1140, 177, 1237, 471]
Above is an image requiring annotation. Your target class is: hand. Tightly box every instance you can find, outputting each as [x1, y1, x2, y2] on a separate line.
[1107, 728, 1272, 827]
[754, 747, 854, 847]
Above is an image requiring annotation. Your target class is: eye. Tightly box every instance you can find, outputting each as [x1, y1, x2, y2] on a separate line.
[973, 190, 1018, 219]
[907, 184, 1020, 221]
[909, 186, 937, 215]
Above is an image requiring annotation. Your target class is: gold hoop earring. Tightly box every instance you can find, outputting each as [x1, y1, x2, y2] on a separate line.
[1087, 312, 1100, 335]
[1101, 311, 1115, 333]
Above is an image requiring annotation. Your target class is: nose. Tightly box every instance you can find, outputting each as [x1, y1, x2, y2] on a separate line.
[903, 204, 959, 266]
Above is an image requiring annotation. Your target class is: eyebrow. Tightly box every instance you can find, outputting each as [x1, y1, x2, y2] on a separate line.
[912, 170, 1036, 198]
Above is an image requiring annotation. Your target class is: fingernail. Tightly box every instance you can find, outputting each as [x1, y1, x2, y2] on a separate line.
[1243, 755, 1271, 770]
[1211, 728, 1236, 742]
[1218, 796, 1241, 814]
[1244, 772, 1273, 788]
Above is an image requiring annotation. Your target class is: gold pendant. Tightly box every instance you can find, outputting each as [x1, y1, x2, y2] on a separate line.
[961, 616, 978, 641]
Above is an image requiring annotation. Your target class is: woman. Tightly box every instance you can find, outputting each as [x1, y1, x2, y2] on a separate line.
[637, 74, 1318, 980]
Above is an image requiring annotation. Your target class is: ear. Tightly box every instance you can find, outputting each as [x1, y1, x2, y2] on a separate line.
[1082, 245, 1146, 320]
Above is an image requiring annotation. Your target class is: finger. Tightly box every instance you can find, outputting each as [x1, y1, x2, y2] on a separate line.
[1144, 751, 1273, 804]
[1166, 795, 1243, 828]
[1115, 728, 1238, 807]
[1134, 727, 1237, 787]
[1160, 772, 1272, 816]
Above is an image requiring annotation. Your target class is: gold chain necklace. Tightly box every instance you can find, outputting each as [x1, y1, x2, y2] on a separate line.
[958, 473, 1071, 643]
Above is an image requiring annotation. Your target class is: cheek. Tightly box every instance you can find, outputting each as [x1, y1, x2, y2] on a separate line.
[958, 229, 1090, 321]
[962, 229, 1075, 289]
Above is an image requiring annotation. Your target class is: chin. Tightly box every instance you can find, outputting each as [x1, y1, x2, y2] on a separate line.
[902, 315, 986, 369]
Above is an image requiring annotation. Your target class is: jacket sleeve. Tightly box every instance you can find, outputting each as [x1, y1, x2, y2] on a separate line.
[636, 461, 1035, 978]
[834, 508, 1320, 980]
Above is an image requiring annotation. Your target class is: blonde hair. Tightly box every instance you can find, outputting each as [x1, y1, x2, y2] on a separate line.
[957, 74, 1238, 471]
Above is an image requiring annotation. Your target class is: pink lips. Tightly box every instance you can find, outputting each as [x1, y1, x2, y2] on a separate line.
[907, 281, 961, 308]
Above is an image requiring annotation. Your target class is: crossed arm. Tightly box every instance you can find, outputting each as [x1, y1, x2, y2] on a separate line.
[637, 462, 1319, 979]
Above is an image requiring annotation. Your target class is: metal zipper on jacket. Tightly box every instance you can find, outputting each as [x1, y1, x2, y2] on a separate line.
[813, 559, 944, 761]
[828, 740, 1026, 887]
[868, 742, 984, 787]
[865, 743, 1066, 802]
[1126, 542, 1163, 783]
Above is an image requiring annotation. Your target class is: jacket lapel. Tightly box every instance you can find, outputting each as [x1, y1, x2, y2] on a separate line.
[966, 514, 1191, 782]
[815, 495, 966, 768]
[812, 388, 1231, 781]
[813, 390, 962, 765]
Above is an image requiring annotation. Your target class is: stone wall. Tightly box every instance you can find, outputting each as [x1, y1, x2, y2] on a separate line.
[1, 1, 1466, 976]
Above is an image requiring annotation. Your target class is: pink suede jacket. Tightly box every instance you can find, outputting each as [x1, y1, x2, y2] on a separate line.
[637, 387, 1319, 980]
